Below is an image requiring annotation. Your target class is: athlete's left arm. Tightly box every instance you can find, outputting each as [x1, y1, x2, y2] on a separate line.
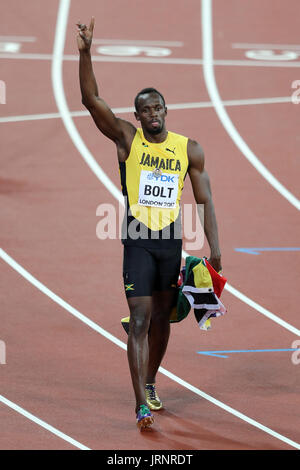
[187, 139, 222, 272]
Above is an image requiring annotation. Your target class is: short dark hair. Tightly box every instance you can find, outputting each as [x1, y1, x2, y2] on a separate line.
[134, 87, 166, 112]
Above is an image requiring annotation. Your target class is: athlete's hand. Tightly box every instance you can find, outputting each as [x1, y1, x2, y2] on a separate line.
[76, 17, 95, 52]
[208, 256, 222, 274]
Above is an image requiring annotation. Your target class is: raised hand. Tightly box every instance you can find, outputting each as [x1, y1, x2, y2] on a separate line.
[76, 17, 95, 51]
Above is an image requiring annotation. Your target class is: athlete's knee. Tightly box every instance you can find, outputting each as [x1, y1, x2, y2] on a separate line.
[129, 315, 150, 338]
[128, 302, 151, 337]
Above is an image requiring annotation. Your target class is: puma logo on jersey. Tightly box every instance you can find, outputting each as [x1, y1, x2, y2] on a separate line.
[166, 147, 176, 156]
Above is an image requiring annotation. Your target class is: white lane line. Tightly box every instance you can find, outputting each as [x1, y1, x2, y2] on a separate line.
[0, 36, 36, 42]
[0, 53, 203, 64]
[0, 108, 132, 124]
[232, 43, 300, 51]
[168, 96, 293, 107]
[201, 0, 300, 211]
[0, 96, 293, 124]
[73, 55, 200, 64]
[0, 394, 90, 450]
[214, 59, 300, 67]
[92, 39, 184, 47]
[0, 111, 67, 123]
[0, 53, 53, 60]
[3, 52, 300, 67]
[1, 247, 299, 450]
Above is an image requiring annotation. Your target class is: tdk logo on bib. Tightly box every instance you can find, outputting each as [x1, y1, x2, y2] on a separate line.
[139, 170, 179, 208]
[147, 173, 176, 184]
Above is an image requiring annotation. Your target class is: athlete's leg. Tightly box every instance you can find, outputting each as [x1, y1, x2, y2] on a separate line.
[123, 246, 157, 413]
[127, 296, 152, 412]
[146, 288, 177, 384]
[146, 244, 182, 385]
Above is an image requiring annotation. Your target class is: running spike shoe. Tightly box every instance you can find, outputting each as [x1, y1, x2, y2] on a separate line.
[136, 404, 154, 430]
[145, 383, 163, 411]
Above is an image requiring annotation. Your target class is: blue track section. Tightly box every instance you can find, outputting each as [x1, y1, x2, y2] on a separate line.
[197, 348, 300, 358]
[235, 247, 300, 255]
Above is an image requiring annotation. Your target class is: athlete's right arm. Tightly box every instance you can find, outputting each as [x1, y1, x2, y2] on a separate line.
[77, 18, 136, 146]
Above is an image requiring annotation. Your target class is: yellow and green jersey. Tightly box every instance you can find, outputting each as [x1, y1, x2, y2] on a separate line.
[119, 128, 189, 246]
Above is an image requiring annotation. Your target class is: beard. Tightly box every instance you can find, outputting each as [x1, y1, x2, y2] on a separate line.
[147, 122, 164, 135]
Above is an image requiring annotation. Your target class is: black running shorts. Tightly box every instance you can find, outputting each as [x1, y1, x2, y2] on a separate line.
[123, 244, 182, 298]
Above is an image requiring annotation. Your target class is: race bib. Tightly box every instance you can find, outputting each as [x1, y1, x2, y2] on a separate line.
[138, 170, 179, 208]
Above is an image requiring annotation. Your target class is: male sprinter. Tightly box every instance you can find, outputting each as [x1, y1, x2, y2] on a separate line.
[77, 18, 222, 429]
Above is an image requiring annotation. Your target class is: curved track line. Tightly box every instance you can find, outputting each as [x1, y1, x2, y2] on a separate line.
[51, 0, 123, 205]
[51, 0, 300, 337]
[1, 247, 299, 450]
[201, 0, 300, 211]
[0, 394, 90, 450]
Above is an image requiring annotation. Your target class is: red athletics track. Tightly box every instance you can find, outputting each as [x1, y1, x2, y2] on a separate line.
[1, 0, 300, 451]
